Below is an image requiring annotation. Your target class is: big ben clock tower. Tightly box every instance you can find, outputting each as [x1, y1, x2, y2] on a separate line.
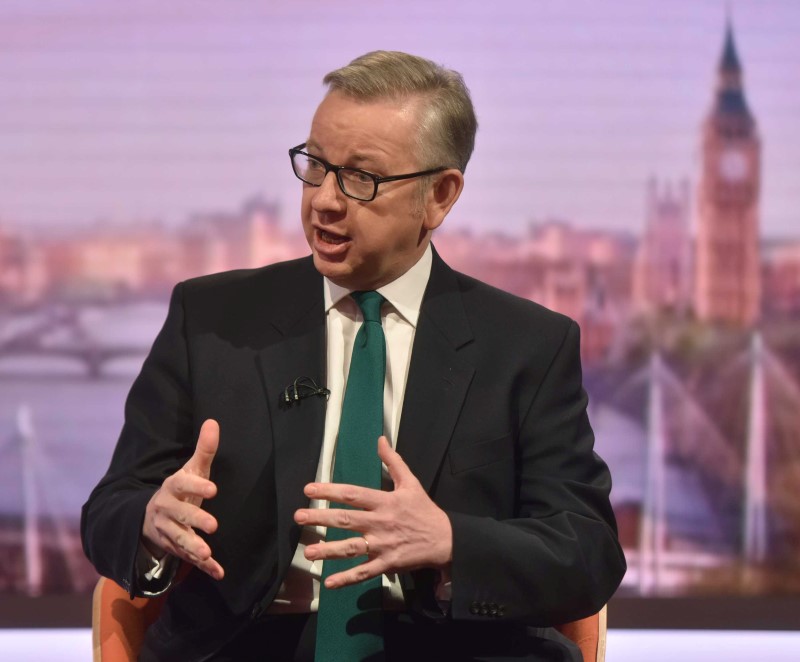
[695, 22, 761, 327]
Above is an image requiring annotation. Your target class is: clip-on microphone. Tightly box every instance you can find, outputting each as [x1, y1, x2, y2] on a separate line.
[282, 376, 330, 405]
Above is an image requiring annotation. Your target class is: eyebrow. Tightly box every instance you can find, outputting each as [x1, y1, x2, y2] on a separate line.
[304, 140, 385, 171]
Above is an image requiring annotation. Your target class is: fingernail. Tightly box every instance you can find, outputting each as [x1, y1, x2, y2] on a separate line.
[295, 510, 307, 523]
[305, 548, 317, 560]
[305, 484, 317, 496]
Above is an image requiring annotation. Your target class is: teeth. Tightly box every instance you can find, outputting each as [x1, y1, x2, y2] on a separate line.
[320, 230, 347, 244]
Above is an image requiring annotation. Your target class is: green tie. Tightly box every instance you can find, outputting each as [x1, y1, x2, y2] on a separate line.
[315, 291, 386, 662]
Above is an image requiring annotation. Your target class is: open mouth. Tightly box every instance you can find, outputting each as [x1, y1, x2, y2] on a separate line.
[318, 229, 349, 245]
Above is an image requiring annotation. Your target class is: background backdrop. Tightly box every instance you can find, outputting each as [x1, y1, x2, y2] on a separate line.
[1, 0, 799, 629]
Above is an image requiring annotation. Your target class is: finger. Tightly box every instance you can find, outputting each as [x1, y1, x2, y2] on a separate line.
[163, 539, 223, 581]
[377, 435, 416, 488]
[294, 506, 373, 531]
[184, 419, 219, 477]
[154, 519, 214, 562]
[168, 500, 218, 535]
[196, 556, 225, 581]
[305, 536, 371, 561]
[303, 482, 383, 509]
[323, 559, 385, 589]
[148, 518, 225, 581]
[164, 471, 217, 502]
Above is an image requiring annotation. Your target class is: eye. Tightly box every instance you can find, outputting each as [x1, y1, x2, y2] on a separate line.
[340, 168, 375, 185]
[352, 170, 374, 185]
[306, 158, 325, 172]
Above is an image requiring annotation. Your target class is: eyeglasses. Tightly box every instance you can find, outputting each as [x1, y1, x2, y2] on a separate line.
[289, 143, 448, 202]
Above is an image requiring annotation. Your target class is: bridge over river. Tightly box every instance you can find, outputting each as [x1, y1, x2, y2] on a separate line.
[0, 302, 165, 378]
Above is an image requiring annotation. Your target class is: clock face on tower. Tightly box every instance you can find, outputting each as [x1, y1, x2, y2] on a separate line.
[719, 148, 749, 182]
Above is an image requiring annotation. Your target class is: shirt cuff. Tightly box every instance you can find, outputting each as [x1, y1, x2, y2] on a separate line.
[435, 568, 452, 615]
[135, 540, 178, 596]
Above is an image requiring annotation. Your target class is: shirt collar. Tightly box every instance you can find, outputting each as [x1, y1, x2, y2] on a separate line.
[323, 243, 432, 328]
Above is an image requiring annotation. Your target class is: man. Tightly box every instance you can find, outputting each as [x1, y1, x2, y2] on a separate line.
[82, 51, 625, 661]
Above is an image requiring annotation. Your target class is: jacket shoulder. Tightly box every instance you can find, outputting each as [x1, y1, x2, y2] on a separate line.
[451, 268, 575, 335]
[180, 256, 316, 294]
[174, 256, 319, 311]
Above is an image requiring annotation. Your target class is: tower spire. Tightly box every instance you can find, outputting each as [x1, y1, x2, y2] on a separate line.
[720, 18, 741, 73]
[694, 15, 761, 328]
[714, 18, 750, 118]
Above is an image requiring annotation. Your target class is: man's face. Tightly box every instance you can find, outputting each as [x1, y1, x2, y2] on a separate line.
[301, 91, 435, 291]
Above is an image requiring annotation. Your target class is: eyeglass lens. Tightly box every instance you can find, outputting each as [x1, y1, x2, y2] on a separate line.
[291, 152, 376, 201]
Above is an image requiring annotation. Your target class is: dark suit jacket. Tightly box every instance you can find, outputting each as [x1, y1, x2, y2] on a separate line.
[81, 248, 626, 660]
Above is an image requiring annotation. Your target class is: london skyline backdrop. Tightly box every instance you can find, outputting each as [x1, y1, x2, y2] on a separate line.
[1, 0, 799, 239]
[3, 1, 800, 608]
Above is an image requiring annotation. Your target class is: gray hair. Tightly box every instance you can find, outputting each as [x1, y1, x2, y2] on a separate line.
[323, 51, 478, 173]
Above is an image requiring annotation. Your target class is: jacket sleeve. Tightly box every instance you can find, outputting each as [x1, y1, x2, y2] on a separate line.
[80, 282, 196, 597]
[444, 321, 626, 626]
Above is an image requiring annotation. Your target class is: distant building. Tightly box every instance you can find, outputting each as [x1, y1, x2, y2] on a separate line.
[633, 178, 692, 316]
[182, 196, 297, 277]
[436, 221, 636, 364]
[43, 222, 181, 299]
[763, 240, 800, 317]
[694, 22, 761, 327]
[0, 226, 47, 305]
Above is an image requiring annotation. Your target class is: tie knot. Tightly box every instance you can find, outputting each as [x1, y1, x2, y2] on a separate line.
[351, 291, 385, 323]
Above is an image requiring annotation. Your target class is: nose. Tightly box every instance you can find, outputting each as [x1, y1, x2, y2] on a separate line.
[310, 171, 346, 215]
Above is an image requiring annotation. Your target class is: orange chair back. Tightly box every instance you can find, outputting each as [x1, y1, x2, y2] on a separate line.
[556, 605, 606, 662]
[92, 576, 606, 662]
[92, 576, 167, 662]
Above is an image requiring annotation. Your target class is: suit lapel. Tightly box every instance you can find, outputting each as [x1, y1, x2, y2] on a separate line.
[255, 260, 327, 574]
[396, 249, 475, 492]
[254, 251, 474, 572]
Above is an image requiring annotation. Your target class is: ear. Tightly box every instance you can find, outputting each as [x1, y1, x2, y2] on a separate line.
[422, 169, 465, 231]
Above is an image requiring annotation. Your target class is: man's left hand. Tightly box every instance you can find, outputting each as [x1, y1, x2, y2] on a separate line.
[294, 435, 453, 589]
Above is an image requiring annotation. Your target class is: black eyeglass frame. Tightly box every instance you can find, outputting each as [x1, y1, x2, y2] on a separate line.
[289, 143, 449, 202]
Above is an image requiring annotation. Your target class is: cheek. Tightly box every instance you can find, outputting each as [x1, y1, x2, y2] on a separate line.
[300, 191, 313, 218]
[300, 195, 316, 234]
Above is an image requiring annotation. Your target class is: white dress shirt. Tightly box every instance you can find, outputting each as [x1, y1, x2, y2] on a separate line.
[138, 245, 434, 605]
[268, 244, 432, 613]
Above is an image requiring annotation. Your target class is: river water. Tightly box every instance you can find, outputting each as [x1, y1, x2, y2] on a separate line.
[0, 301, 169, 521]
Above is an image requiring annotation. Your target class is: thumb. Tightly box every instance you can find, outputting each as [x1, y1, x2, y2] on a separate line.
[377, 435, 416, 488]
[186, 419, 219, 477]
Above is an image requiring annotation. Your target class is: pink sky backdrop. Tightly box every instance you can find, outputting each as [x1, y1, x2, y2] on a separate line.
[1, 0, 798, 237]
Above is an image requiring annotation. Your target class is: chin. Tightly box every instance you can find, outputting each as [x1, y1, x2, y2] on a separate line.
[312, 253, 353, 285]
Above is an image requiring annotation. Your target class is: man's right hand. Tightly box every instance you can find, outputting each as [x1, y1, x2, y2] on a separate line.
[142, 418, 224, 580]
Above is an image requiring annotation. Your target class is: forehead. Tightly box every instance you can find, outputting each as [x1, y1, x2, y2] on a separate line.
[307, 91, 422, 167]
